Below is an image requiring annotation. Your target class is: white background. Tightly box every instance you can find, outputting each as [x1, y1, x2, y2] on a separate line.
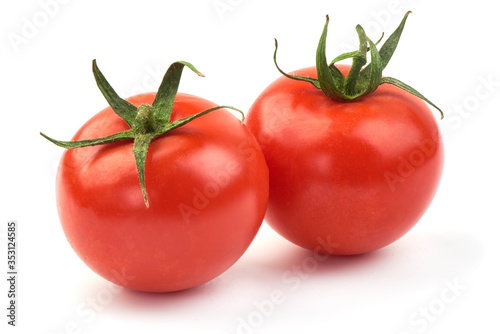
[1, 0, 499, 333]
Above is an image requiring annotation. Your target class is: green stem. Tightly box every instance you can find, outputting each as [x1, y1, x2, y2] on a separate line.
[41, 60, 244, 207]
[134, 104, 156, 134]
[271, 11, 443, 118]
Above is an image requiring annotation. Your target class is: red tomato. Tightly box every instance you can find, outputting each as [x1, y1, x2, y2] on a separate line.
[56, 92, 269, 292]
[246, 64, 443, 255]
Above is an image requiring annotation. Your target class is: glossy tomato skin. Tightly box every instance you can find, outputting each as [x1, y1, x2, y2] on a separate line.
[57, 93, 269, 292]
[246, 65, 443, 255]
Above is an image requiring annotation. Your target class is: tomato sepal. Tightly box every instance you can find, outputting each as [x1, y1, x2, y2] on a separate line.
[272, 11, 444, 119]
[328, 32, 385, 66]
[40, 129, 135, 148]
[273, 39, 321, 90]
[92, 60, 138, 128]
[41, 60, 244, 207]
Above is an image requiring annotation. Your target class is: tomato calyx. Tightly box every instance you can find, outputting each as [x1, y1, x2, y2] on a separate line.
[273, 11, 444, 119]
[41, 60, 244, 207]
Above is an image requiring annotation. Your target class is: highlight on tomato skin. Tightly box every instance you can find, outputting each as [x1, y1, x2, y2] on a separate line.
[246, 12, 444, 255]
[43, 60, 269, 292]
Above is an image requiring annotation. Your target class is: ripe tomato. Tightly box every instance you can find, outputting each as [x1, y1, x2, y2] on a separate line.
[246, 13, 443, 255]
[246, 65, 443, 255]
[53, 73, 268, 292]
